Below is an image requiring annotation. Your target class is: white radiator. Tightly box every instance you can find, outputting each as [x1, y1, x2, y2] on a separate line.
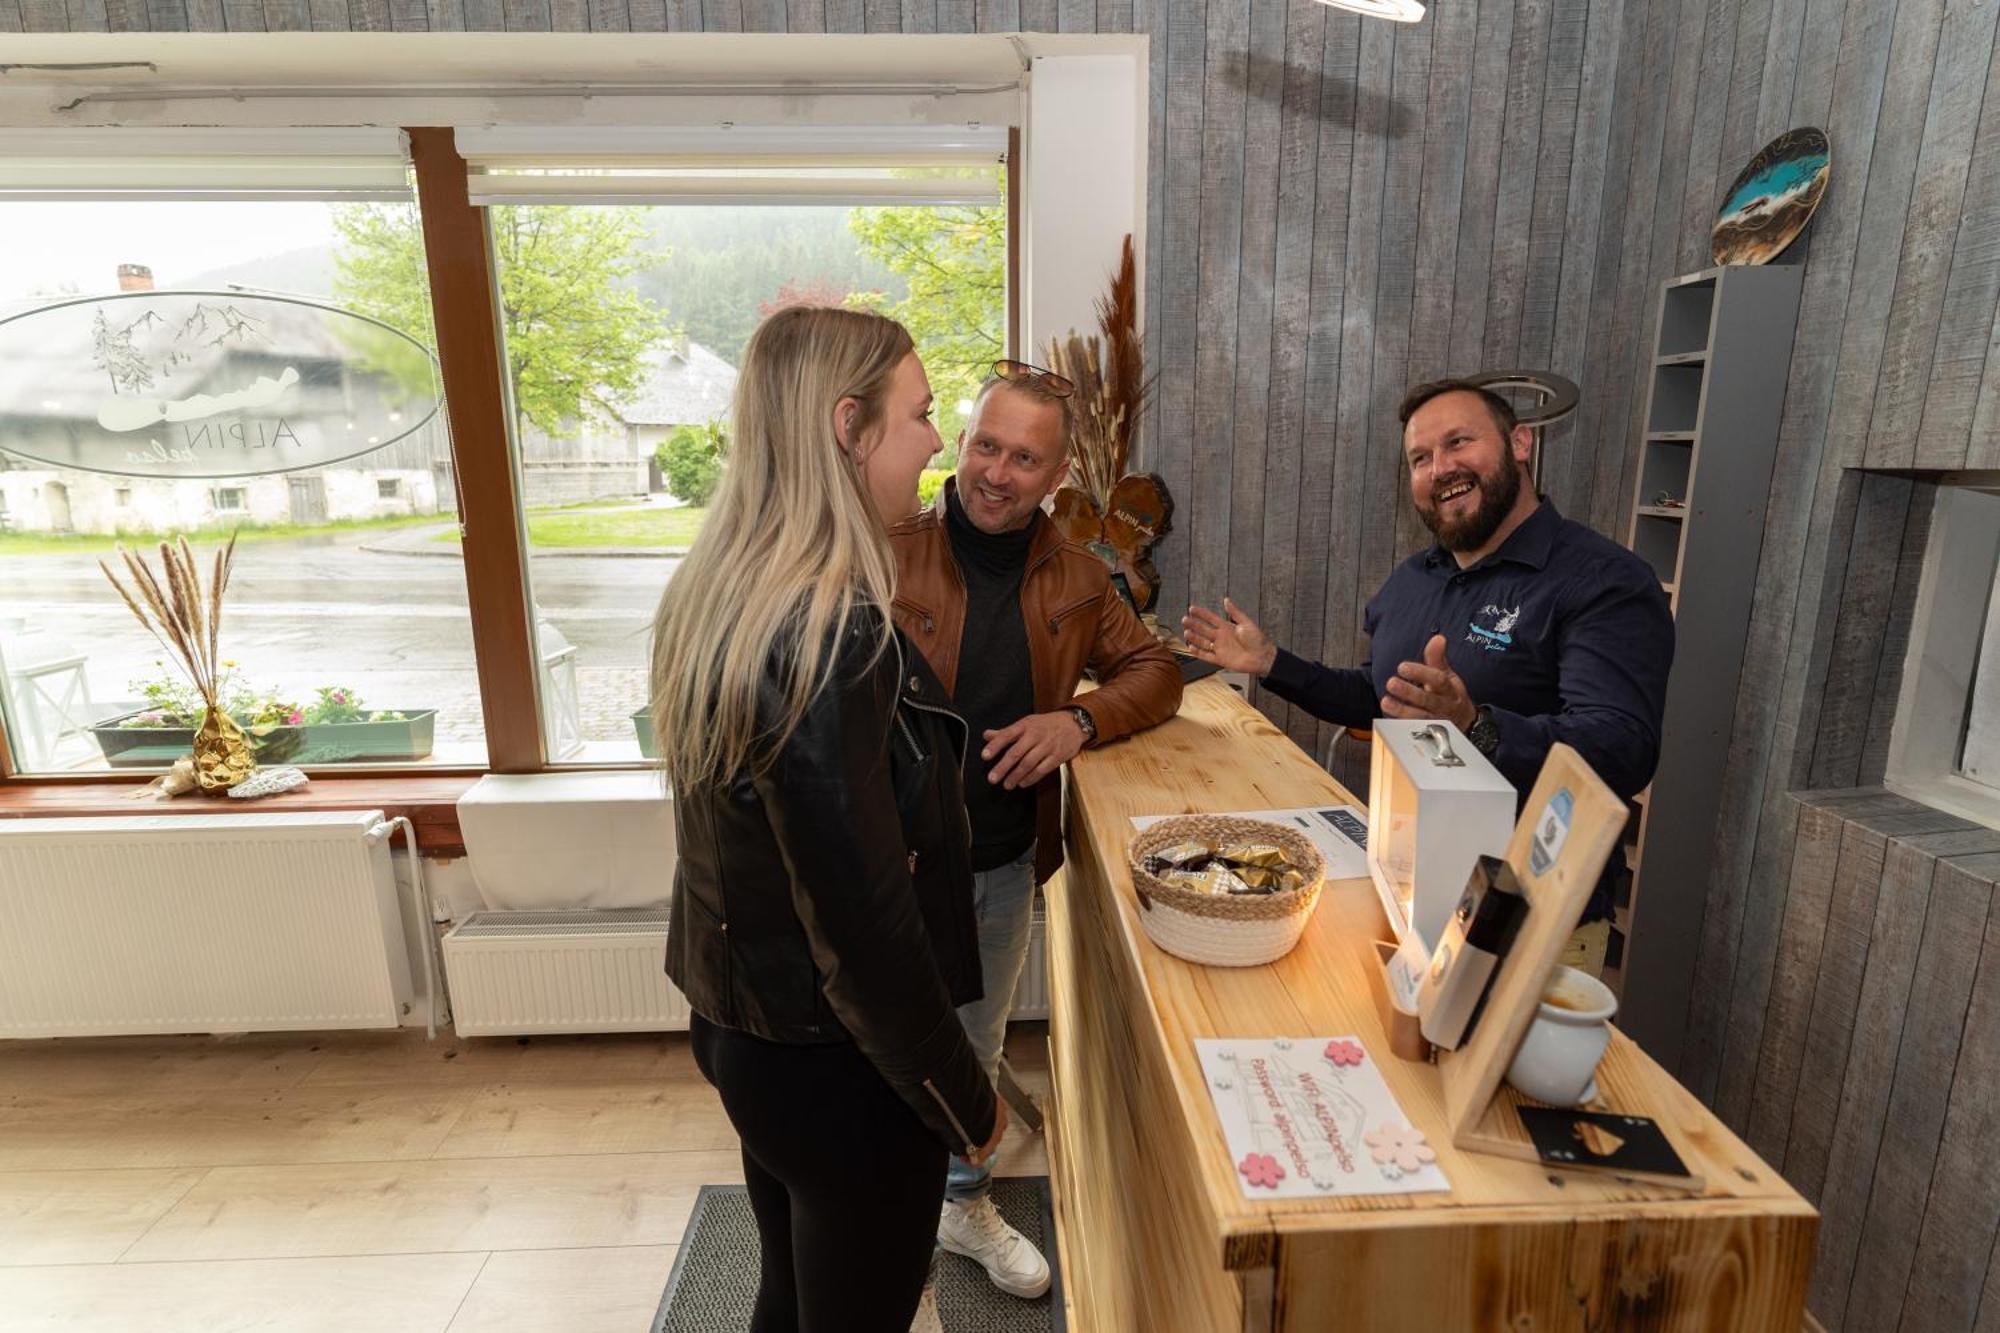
[443, 909, 686, 1035]
[0, 812, 414, 1038]
[442, 903, 1052, 1035]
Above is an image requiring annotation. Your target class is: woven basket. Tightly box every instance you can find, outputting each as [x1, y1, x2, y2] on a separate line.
[1128, 815, 1326, 967]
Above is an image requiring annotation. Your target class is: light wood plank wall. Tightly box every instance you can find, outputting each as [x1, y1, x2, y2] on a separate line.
[1753, 791, 2000, 1332]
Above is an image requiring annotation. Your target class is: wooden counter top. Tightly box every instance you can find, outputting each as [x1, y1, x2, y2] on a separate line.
[1044, 678, 1814, 1330]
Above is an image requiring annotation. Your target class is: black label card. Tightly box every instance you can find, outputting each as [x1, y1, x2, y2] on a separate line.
[1517, 1107, 1691, 1179]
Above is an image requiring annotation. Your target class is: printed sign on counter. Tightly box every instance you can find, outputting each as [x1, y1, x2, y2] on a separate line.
[1197, 1036, 1450, 1201]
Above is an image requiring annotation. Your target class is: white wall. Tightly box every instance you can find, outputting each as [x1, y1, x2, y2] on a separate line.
[1021, 52, 1148, 361]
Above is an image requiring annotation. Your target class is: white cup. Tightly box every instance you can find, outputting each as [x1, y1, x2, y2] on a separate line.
[1504, 964, 1617, 1106]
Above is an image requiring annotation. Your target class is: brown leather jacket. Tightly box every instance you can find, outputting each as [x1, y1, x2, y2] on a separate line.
[887, 479, 1183, 885]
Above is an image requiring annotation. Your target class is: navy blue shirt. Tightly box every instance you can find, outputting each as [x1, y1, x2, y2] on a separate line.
[1263, 501, 1673, 917]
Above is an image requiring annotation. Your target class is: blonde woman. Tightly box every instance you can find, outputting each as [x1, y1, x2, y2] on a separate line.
[656, 306, 1005, 1331]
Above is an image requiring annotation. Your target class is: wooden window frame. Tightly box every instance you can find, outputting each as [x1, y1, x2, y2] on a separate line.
[0, 122, 1020, 791]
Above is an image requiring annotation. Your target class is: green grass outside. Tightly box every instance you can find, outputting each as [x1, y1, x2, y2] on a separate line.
[0, 496, 659, 558]
[0, 509, 444, 557]
[429, 506, 709, 549]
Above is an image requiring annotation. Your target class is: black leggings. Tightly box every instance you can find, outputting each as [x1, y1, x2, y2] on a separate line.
[691, 1013, 947, 1333]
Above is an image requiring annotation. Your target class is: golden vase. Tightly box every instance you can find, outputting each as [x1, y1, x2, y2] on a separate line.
[193, 707, 257, 793]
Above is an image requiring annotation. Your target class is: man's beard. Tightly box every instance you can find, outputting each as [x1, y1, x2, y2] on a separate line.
[1418, 462, 1520, 552]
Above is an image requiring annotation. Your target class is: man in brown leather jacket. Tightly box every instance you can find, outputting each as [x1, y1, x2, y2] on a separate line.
[888, 364, 1181, 1299]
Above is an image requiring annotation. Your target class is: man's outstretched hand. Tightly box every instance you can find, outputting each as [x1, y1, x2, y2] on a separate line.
[1381, 634, 1478, 731]
[1181, 597, 1279, 676]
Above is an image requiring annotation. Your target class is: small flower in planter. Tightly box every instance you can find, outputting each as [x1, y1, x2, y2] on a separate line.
[306, 686, 368, 725]
[1364, 1122, 1436, 1180]
[1238, 1152, 1286, 1190]
[1323, 1039, 1367, 1068]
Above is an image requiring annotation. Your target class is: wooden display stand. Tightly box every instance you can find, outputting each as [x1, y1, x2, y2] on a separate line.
[1438, 744, 1630, 1162]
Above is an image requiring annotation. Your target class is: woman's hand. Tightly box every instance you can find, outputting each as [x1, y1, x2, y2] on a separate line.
[966, 1097, 1009, 1166]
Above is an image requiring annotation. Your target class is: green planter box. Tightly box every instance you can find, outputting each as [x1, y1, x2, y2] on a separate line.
[89, 709, 439, 767]
[631, 708, 656, 760]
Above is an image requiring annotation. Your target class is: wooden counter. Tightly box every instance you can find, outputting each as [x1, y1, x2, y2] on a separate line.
[1044, 679, 1815, 1331]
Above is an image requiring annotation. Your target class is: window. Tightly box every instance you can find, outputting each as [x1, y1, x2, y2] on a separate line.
[0, 124, 1018, 779]
[466, 138, 1008, 763]
[1887, 486, 2000, 824]
[494, 197, 1007, 761]
[0, 183, 488, 775]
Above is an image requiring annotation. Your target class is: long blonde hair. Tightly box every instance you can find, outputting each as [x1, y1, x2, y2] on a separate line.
[650, 306, 912, 791]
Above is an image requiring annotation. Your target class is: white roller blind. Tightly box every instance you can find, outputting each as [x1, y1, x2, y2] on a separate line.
[0, 129, 412, 200]
[458, 124, 1006, 207]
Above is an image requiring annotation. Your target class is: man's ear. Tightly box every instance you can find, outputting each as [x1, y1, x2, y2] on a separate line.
[1051, 454, 1072, 490]
[1509, 422, 1535, 468]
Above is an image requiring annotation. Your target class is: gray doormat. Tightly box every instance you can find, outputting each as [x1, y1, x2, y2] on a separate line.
[654, 1176, 1064, 1332]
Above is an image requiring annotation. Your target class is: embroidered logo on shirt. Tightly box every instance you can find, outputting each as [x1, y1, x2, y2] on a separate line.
[1466, 603, 1521, 652]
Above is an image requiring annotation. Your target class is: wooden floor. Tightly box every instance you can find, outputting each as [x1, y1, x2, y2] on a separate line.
[0, 1023, 1052, 1331]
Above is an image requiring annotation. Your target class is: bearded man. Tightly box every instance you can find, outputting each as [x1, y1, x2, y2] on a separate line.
[1182, 379, 1673, 957]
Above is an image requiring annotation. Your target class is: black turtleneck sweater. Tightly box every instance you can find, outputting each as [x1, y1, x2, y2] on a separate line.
[945, 488, 1040, 872]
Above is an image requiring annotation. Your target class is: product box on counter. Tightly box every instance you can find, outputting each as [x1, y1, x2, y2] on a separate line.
[1367, 719, 1515, 980]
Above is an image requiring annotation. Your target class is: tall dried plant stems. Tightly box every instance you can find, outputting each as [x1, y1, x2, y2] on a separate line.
[1094, 234, 1149, 479]
[98, 533, 237, 710]
[1049, 233, 1152, 513]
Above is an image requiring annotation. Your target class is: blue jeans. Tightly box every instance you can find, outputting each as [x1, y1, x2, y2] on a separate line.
[944, 846, 1037, 1203]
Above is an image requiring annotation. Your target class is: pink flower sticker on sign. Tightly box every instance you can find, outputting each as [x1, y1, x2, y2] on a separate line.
[1323, 1038, 1366, 1067]
[1238, 1152, 1286, 1189]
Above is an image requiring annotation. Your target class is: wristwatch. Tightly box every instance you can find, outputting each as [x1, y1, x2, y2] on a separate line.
[1465, 704, 1501, 758]
[1066, 705, 1098, 747]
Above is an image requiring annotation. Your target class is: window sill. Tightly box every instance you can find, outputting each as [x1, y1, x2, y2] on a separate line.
[0, 774, 478, 856]
[1883, 771, 2000, 835]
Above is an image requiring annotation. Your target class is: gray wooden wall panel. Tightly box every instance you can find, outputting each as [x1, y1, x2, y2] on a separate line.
[1222, 0, 1284, 649]
[1748, 798, 2000, 1330]
[1874, 0, 2000, 469]
[1186, 0, 1247, 614]
[1356, 19, 1429, 640]
[1859, 480, 1939, 787]
[1683, 0, 1907, 1112]
[1807, 473, 1917, 788]
[1477, 0, 1549, 376]
[1926, 35, 2000, 470]
[1902, 855, 2000, 1332]
[1250, 0, 1328, 750]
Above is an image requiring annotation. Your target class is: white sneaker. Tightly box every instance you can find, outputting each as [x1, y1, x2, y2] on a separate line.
[908, 1281, 943, 1333]
[937, 1196, 1051, 1299]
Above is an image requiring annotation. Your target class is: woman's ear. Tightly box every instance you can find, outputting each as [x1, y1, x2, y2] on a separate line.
[833, 396, 861, 456]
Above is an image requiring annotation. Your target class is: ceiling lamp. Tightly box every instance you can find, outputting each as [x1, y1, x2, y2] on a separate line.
[1314, 0, 1427, 21]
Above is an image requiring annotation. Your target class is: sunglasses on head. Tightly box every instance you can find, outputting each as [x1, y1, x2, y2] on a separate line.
[992, 359, 1076, 398]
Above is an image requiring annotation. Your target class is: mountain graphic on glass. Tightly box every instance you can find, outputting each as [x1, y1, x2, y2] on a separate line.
[0, 290, 440, 478]
[1711, 127, 1830, 267]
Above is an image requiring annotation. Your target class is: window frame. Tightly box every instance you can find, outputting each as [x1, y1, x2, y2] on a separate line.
[0, 122, 1020, 786]
[1885, 483, 2000, 828]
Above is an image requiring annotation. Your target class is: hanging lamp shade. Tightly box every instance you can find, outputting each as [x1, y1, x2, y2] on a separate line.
[1312, 0, 1426, 21]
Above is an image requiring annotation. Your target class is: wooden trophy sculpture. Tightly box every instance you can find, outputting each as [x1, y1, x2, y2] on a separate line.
[1047, 236, 1171, 612]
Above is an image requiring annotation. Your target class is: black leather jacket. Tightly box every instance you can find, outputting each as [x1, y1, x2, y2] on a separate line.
[665, 616, 997, 1156]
